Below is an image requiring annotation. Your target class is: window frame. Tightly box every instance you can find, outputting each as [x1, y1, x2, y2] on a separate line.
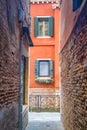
[34, 16, 54, 38]
[35, 59, 54, 78]
[38, 60, 50, 77]
[72, 0, 83, 11]
[38, 17, 49, 37]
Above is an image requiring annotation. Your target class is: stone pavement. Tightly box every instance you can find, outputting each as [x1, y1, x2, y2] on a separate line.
[26, 112, 64, 130]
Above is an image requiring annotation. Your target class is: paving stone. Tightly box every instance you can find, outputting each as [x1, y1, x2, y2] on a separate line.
[26, 112, 64, 130]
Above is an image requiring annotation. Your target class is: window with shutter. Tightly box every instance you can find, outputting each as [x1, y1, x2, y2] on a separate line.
[35, 59, 54, 78]
[34, 16, 54, 37]
[35, 59, 54, 83]
[72, 0, 82, 11]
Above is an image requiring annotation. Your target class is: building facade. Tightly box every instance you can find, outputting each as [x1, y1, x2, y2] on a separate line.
[0, 0, 31, 129]
[60, 0, 87, 129]
[29, 0, 60, 110]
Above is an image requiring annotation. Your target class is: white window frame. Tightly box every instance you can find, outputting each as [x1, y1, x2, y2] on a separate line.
[36, 16, 51, 38]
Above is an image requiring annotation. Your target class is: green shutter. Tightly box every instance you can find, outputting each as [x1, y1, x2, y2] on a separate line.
[34, 17, 38, 37]
[49, 17, 53, 36]
[73, 0, 82, 11]
[49, 60, 54, 78]
[35, 60, 39, 78]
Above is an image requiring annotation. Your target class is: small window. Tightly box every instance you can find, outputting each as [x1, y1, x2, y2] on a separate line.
[72, 0, 82, 11]
[39, 60, 50, 77]
[38, 18, 49, 36]
[35, 59, 53, 78]
[34, 17, 54, 37]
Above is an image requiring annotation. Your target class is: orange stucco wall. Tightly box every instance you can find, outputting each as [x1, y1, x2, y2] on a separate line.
[30, 46, 55, 88]
[29, 3, 60, 90]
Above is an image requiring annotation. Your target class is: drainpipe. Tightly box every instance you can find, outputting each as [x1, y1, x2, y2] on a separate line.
[19, 36, 23, 130]
[19, 1, 33, 129]
[18, 0, 24, 129]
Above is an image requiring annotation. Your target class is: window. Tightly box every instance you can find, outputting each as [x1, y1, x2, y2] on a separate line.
[34, 16, 53, 37]
[38, 18, 49, 36]
[35, 59, 53, 78]
[39, 61, 49, 77]
[72, 0, 82, 11]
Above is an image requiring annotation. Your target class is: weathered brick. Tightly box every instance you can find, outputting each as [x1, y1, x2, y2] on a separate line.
[60, 2, 87, 130]
[0, 0, 20, 129]
[0, 0, 30, 129]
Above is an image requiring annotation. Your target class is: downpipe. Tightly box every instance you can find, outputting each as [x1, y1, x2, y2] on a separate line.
[19, 36, 23, 130]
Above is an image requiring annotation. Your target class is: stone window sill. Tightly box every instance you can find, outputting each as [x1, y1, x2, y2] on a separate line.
[35, 77, 53, 84]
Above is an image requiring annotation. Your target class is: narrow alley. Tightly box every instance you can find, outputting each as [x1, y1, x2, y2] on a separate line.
[0, 0, 87, 130]
[26, 112, 64, 130]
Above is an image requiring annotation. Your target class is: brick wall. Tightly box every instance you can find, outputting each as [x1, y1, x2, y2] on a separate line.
[60, 2, 87, 130]
[0, 0, 20, 129]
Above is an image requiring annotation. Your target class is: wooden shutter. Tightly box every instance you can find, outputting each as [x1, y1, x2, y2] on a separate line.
[73, 0, 82, 11]
[34, 17, 38, 37]
[35, 60, 39, 78]
[49, 17, 53, 36]
[49, 60, 54, 78]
